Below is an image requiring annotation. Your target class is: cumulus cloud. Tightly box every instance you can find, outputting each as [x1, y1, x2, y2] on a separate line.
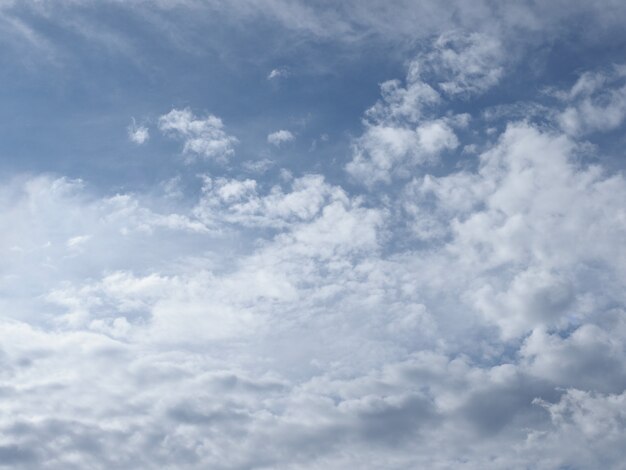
[347, 120, 459, 185]
[364, 63, 441, 126]
[192, 174, 373, 234]
[158, 108, 238, 162]
[346, 32, 502, 184]
[267, 129, 295, 146]
[402, 123, 626, 338]
[3, 114, 625, 468]
[3, 3, 626, 469]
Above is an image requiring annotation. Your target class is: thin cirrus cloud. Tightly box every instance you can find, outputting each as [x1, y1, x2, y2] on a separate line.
[1, 2, 626, 469]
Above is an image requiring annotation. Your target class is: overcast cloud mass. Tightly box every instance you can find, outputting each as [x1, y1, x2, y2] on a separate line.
[1, 1, 626, 469]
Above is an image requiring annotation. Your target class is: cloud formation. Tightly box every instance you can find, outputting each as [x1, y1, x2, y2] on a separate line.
[159, 108, 238, 162]
[267, 129, 295, 146]
[556, 66, 626, 136]
[127, 119, 149, 144]
[1, 2, 626, 469]
[267, 67, 290, 80]
[346, 33, 495, 185]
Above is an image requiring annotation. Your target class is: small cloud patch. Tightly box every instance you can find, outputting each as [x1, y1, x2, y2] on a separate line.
[267, 129, 295, 147]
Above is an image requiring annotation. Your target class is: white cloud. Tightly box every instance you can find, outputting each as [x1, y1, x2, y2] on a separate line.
[416, 119, 459, 153]
[556, 67, 626, 136]
[404, 122, 626, 339]
[267, 129, 295, 146]
[529, 388, 626, 468]
[66, 234, 91, 250]
[423, 31, 504, 96]
[158, 108, 238, 162]
[242, 158, 275, 173]
[127, 119, 149, 144]
[267, 67, 290, 80]
[347, 119, 458, 185]
[366, 76, 441, 126]
[3, 5, 626, 467]
[346, 32, 501, 185]
[193, 174, 354, 229]
[2, 114, 626, 467]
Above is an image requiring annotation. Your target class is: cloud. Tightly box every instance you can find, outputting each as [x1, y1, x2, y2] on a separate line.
[158, 108, 238, 162]
[346, 32, 501, 185]
[267, 129, 295, 146]
[421, 31, 504, 96]
[267, 67, 290, 80]
[4, 0, 626, 78]
[556, 66, 626, 136]
[2, 3, 626, 468]
[127, 119, 149, 144]
[193, 174, 362, 230]
[364, 64, 441, 126]
[347, 119, 459, 185]
[530, 388, 626, 468]
[402, 122, 626, 340]
[242, 158, 275, 174]
[2, 114, 626, 467]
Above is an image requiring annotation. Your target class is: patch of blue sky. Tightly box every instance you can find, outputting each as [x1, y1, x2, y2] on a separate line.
[0, 4, 409, 197]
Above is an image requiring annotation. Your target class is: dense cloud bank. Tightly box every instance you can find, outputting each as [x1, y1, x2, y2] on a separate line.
[1, 1, 626, 469]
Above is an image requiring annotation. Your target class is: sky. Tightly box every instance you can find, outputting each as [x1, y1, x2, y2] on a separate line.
[1, 1, 626, 468]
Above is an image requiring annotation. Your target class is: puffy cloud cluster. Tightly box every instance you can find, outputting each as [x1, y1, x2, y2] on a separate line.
[193, 174, 357, 230]
[3, 113, 626, 468]
[404, 123, 626, 338]
[347, 118, 460, 185]
[267, 129, 295, 146]
[158, 108, 238, 162]
[2, 7, 626, 469]
[346, 32, 500, 185]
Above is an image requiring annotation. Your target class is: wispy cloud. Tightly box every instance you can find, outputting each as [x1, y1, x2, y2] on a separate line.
[127, 118, 149, 144]
[267, 66, 290, 80]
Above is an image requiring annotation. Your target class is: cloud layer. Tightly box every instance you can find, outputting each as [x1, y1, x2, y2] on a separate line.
[1, 2, 626, 469]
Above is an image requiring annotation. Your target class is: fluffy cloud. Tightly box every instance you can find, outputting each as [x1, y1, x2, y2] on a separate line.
[346, 32, 499, 185]
[403, 123, 626, 339]
[193, 174, 348, 229]
[347, 120, 458, 185]
[267, 129, 295, 146]
[3, 116, 626, 468]
[159, 108, 238, 162]
[2, 3, 626, 468]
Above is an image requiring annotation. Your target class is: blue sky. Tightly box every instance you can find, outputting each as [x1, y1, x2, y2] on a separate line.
[1, 1, 626, 469]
